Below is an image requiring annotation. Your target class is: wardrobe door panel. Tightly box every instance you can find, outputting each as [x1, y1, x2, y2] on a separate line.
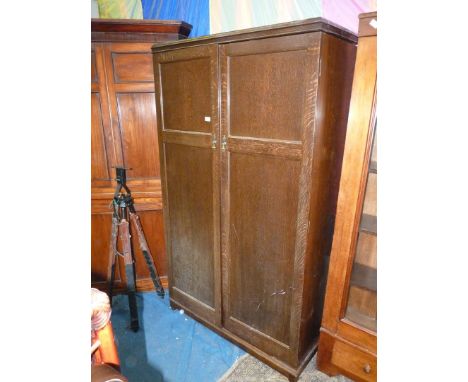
[228, 48, 307, 141]
[154, 45, 221, 325]
[228, 152, 300, 346]
[220, 34, 319, 362]
[160, 57, 213, 133]
[165, 143, 215, 307]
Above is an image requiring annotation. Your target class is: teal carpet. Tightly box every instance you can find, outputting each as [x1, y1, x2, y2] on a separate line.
[111, 291, 245, 382]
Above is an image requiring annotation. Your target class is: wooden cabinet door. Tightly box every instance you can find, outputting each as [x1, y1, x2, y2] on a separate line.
[91, 43, 113, 184]
[106, 42, 160, 181]
[219, 34, 320, 363]
[91, 41, 167, 291]
[154, 45, 221, 326]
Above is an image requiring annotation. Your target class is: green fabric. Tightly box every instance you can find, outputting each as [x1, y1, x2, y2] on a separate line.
[97, 0, 143, 19]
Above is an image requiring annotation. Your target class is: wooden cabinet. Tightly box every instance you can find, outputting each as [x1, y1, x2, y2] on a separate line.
[91, 19, 191, 292]
[152, 19, 356, 381]
[317, 12, 377, 382]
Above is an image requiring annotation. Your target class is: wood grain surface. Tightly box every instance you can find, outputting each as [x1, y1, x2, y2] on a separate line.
[317, 11, 377, 382]
[153, 18, 357, 380]
[154, 44, 222, 326]
[91, 21, 190, 293]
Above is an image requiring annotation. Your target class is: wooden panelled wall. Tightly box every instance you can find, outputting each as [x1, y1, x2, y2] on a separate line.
[91, 19, 191, 292]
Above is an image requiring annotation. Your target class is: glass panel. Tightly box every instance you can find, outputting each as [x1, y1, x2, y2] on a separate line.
[362, 173, 376, 216]
[345, 126, 377, 332]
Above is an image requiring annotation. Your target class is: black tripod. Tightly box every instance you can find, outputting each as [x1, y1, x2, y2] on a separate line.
[107, 167, 165, 332]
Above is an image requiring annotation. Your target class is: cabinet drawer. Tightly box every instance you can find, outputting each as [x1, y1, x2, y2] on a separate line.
[331, 339, 376, 382]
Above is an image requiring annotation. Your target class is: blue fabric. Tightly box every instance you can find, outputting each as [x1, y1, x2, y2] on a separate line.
[142, 0, 210, 37]
[111, 291, 245, 382]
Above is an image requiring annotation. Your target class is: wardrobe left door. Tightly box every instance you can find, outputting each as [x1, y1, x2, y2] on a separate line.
[153, 45, 222, 326]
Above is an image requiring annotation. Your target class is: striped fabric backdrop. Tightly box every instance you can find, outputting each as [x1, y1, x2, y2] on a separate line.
[209, 0, 322, 35]
[95, 0, 376, 37]
[96, 0, 143, 19]
[141, 0, 210, 37]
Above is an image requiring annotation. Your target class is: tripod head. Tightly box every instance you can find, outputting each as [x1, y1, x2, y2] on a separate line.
[112, 167, 134, 218]
[113, 166, 131, 196]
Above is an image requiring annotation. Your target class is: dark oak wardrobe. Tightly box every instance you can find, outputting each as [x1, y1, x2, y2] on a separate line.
[152, 18, 356, 380]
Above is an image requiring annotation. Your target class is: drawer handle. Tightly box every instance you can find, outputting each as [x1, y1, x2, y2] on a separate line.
[363, 363, 371, 374]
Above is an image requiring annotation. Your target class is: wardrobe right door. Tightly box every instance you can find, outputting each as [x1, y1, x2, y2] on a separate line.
[219, 33, 320, 363]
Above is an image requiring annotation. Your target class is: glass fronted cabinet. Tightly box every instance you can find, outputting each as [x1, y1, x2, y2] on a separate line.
[317, 11, 377, 382]
[345, 126, 377, 332]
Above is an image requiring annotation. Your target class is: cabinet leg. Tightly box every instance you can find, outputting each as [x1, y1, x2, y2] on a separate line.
[317, 331, 340, 376]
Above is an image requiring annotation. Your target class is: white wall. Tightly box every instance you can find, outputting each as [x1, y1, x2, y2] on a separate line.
[91, 0, 99, 18]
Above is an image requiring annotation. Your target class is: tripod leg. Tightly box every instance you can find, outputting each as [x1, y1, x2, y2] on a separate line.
[119, 219, 139, 332]
[129, 212, 165, 297]
[107, 216, 119, 305]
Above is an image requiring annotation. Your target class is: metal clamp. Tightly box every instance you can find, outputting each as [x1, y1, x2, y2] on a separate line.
[221, 135, 227, 151]
[211, 134, 217, 149]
